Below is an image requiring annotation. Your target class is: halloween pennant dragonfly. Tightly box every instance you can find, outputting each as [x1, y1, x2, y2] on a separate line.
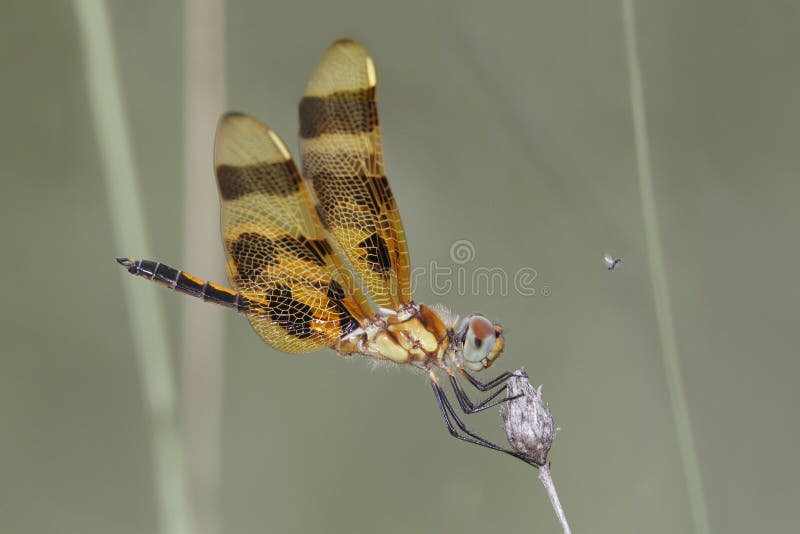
[118, 39, 530, 463]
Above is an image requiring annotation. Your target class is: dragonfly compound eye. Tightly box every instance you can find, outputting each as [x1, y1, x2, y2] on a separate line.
[461, 315, 504, 371]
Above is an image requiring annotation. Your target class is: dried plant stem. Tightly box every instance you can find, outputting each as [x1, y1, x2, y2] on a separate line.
[500, 374, 570, 533]
[538, 464, 571, 534]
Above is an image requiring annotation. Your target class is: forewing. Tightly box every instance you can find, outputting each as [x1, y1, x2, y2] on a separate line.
[215, 113, 372, 353]
[299, 39, 412, 310]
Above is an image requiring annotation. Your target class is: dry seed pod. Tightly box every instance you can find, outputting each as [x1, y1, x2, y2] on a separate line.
[499, 370, 556, 466]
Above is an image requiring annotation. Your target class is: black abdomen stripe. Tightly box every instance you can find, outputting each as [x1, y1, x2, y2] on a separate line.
[122, 258, 240, 310]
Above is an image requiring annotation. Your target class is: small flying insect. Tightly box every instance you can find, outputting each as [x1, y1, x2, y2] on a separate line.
[117, 39, 532, 464]
[604, 253, 623, 270]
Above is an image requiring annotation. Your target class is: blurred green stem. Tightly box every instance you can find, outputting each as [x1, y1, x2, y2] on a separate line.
[181, 2, 226, 534]
[73, 2, 191, 534]
[621, 1, 711, 533]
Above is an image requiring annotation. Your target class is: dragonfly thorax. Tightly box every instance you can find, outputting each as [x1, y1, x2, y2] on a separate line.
[335, 304, 505, 373]
[336, 303, 447, 368]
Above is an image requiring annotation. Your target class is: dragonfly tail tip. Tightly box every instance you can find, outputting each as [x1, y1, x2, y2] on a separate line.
[116, 257, 135, 268]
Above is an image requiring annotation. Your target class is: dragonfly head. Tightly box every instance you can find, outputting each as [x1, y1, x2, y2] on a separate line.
[456, 314, 505, 372]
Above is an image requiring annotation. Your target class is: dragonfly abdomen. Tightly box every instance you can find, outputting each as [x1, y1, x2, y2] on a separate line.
[116, 258, 242, 310]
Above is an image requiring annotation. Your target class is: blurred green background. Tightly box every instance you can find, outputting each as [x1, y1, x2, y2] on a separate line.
[2, 1, 799, 533]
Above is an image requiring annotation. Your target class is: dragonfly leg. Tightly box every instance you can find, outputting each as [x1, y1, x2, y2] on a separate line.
[458, 367, 526, 392]
[430, 378, 537, 466]
[448, 374, 521, 414]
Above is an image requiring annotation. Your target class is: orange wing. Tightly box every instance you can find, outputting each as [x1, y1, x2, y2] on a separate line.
[215, 113, 372, 353]
[298, 39, 412, 310]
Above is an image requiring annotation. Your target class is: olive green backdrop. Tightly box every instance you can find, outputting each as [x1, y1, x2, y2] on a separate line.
[2, 1, 799, 533]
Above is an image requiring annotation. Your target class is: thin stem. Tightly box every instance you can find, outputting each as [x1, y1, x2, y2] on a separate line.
[538, 464, 571, 534]
[621, 2, 711, 533]
[73, 2, 191, 534]
[181, 2, 226, 534]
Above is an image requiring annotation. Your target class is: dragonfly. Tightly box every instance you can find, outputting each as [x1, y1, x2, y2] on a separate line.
[118, 39, 531, 464]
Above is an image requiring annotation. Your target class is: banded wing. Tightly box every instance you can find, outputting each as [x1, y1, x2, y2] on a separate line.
[215, 113, 372, 353]
[299, 39, 412, 310]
